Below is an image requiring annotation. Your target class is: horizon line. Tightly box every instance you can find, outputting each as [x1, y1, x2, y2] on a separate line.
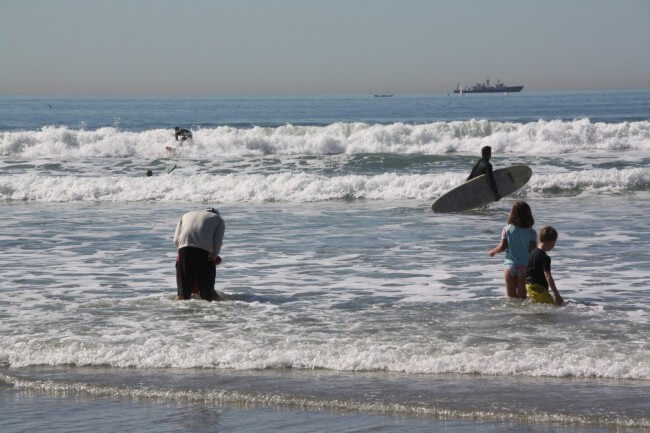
[2, 87, 650, 99]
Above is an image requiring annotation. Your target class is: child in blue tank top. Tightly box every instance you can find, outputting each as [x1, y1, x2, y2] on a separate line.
[488, 201, 536, 298]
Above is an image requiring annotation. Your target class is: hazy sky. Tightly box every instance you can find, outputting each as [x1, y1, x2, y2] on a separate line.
[1, 0, 649, 95]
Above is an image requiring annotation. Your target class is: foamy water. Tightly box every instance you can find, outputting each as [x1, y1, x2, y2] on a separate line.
[2, 118, 650, 158]
[1, 198, 648, 381]
[1, 166, 649, 203]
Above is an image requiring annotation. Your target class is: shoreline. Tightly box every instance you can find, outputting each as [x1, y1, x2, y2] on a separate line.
[2, 367, 648, 431]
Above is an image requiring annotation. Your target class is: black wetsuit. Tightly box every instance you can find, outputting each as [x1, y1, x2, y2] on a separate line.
[467, 158, 499, 199]
[175, 247, 218, 301]
[174, 128, 193, 141]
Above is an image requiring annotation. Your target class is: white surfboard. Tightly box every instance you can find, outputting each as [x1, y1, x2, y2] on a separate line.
[432, 165, 532, 213]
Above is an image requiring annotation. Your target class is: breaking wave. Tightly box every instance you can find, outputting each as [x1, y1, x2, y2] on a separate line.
[1, 167, 648, 203]
[2, 118, 649, 158]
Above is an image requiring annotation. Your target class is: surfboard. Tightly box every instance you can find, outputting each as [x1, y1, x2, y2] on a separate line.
[432, 165, 532, 213]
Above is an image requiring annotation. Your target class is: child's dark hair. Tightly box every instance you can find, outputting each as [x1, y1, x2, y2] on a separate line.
[507, 201, 534, 228]
[540, 226, 558, 242]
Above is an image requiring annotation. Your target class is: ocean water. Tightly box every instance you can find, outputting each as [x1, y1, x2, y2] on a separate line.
[1, 91, 649, 432]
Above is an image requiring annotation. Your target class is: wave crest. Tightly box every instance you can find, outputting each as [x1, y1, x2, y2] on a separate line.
[2, 119, 649, 158]
[1, 167, 648, 203]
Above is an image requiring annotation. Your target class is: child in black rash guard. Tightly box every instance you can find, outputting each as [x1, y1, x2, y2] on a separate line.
[525, 226, 564, 306]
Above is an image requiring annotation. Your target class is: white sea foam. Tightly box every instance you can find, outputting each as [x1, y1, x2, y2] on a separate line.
[1, 176, 648, 386]
[1, 324, 647, 380]
[1, 166, 648, 203]
[2, 119, 649, 158]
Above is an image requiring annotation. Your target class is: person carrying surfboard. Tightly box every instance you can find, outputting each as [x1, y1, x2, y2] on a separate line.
[467, 146, 501, 200]
[173, 208, 225, 302]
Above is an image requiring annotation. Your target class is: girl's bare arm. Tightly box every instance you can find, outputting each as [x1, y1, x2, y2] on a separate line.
[489, 239, 507, 257]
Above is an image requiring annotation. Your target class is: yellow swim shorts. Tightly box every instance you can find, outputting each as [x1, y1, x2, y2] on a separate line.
[526, 283, 555, 304]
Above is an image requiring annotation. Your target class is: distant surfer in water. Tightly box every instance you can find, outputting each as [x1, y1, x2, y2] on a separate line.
[173, 208, 225, 302]
[174, 126, 193, 142]
[468, 146, 500, 200]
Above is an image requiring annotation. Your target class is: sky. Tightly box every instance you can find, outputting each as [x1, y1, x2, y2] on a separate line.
[1, 0, 649, 95]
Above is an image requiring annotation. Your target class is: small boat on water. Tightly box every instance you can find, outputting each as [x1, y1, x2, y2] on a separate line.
[374, 94, 393, 97]
[453, 79, 523, 94]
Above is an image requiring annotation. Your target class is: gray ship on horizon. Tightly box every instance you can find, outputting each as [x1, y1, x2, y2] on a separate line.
[453, 79, 523, 94]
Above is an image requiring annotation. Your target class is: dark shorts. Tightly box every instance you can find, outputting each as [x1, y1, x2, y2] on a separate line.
[176, 247, 218, 301]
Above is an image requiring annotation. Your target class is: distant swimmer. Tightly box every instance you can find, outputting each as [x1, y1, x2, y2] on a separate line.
[174, 126, 193, 142]
[468, 145, 501, 200]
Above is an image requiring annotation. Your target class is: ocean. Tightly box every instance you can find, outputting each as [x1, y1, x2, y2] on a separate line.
[1, 91, 649, 432]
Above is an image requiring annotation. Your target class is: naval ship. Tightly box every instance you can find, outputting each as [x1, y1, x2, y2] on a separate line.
[453, 79, 523, 94]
